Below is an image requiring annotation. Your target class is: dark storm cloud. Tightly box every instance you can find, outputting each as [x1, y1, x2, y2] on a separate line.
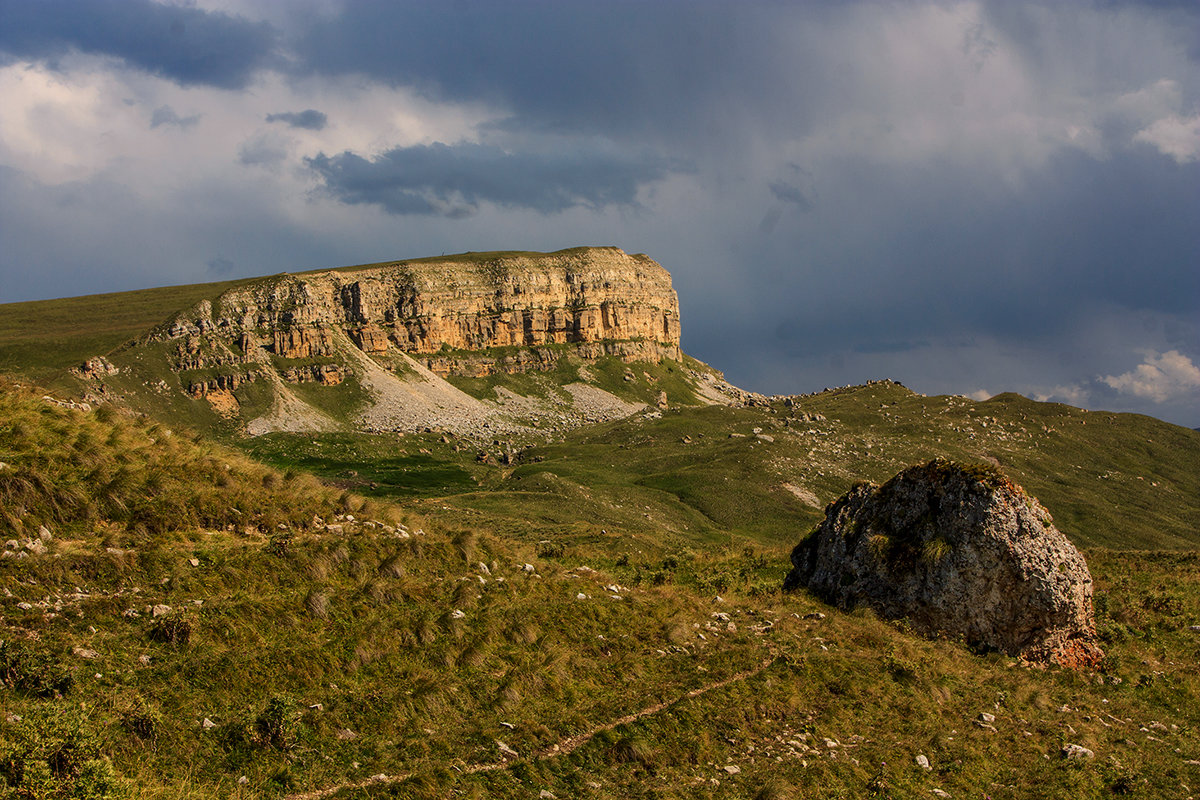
[290, 1, 825, 147]
[743, 147, 1200, 360]
[306, 142, 679, 217]
[0, 0, 276, 89]
[265, 110, 327, 131]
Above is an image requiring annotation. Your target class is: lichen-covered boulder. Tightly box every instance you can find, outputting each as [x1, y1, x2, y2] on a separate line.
[784, 459, 1102, 668]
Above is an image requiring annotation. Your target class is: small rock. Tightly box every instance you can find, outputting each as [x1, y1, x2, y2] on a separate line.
[450, 609, 466, 619]
[336, 728, 358, 741]
[202, 717, 216, 730]
[712, 612, 731, 622]
[4, 540, 18, 550]
[497, 740, 519, 758]
[522, 563, 536, 573]
[37, 526, 52, 542]
[1061, 743, 1094, 760]
[138, 654, 151, 665]
[123, 608, 141, 619]
[16, 602, 33, 611]
[803, 612, 826, 620]
[72, 647, 99, 660]
[576, 593, 588, 600]
[24, 540, 47, 555]
[188, 558, 199, 567]
[977, 712, 996, 725]
[478, 562, 491, 575]
[237, 776, 249, 785]
[916, 754, 931, 770]
[931, 790, 951, 798]
[152, 604, 172, 617]
[723, 765, 741, 775]
[823, 738, 839, 748]
[539, 791, 557, 799]
[1188, 625, 1200, 633]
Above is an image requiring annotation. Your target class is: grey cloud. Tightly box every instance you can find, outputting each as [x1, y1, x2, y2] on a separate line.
[238, 134, 289, 167]
[306, 142, 679, 217]
[0, 0, 277, 89]
[150, 105, 200, 130]
[265, 109, 327, 131]
[768, 181, 813, 210]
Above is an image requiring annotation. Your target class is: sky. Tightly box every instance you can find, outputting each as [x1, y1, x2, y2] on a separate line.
[1, 1, 1198, 427]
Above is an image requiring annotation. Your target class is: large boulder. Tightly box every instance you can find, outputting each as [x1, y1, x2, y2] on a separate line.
[784, 459, 1102, 668]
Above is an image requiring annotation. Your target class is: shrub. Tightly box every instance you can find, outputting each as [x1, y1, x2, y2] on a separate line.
[254, 695, 300, 751]
[149, 614, 193, 646]
[0, 705, 117, 799]
[0, 640, 74, 697]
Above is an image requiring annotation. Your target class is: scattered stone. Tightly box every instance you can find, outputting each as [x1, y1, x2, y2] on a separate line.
[450, 609, 466, 619]
[202, 717, 216, 730]
[723, 765, 741, 775]
[24, 540, 47, 556]
[977, 712, 996, 725]
[238, 776, 249, 785]
[540, 791, 557, 799]
[72, 647, 99, 660]
[188, 558, 200, 567]
[152, 604, 172, 617]
[576, 593, 589, 600]
[37, 526, 52, 542]
[16, 602, 33, 611]
[1061, 744, 1094, 760]
[785, 459, 1103, 668]
[138, 655, 151, 665]
[916, 754, 931, 770]
[523, 563, 536, 573]
[803, 612, 826, 621]
[497, 740, 519, 758]
[336, 728, 358, 741]
[123, 608, 141, 619]
[931, 790, 951, 798]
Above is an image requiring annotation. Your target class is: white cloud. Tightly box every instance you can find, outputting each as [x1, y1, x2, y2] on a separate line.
[1134, 114, 1200, 164]
[1102, 350, 1200, 403]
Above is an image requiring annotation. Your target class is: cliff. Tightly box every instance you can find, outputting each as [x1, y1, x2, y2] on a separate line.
[153, 247, 681, 380]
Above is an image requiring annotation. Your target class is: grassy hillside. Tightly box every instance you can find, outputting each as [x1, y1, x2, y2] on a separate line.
[2, 269, 1199, 799]
[0, 280, 265, 384]
[1, 380, 1199, 800]
[242, 381, 1199, 556]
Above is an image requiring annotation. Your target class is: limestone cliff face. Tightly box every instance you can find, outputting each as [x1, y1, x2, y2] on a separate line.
[157, 247, 680, 377]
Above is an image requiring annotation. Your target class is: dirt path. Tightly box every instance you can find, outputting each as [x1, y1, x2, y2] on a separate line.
[285, 657, 775, 800]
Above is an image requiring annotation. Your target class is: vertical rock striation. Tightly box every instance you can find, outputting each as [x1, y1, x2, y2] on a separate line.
[153, 247, 681, 375]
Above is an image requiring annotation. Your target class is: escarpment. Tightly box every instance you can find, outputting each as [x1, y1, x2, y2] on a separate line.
[78, 247, 708, 438]
[153, 247, 681, 379]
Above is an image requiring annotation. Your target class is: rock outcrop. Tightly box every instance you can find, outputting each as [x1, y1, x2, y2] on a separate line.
[151, 247, 681, 376]
[784, 459, 1102, 668]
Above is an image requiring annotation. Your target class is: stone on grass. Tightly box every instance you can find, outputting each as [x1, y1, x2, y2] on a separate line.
[785, 459, 1102, 668]
[1062, 743, 1095, 760]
